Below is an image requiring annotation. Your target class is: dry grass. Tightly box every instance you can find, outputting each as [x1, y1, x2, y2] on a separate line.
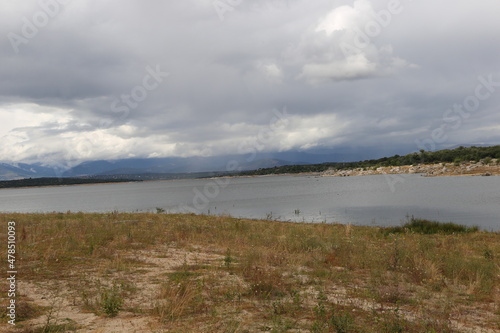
[0, 212, 498, 332]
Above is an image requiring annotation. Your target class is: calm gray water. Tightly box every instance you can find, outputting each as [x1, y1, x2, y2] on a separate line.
[0, 174, 498, 230]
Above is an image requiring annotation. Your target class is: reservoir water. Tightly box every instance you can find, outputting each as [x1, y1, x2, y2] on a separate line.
[0, 174, 498, 231]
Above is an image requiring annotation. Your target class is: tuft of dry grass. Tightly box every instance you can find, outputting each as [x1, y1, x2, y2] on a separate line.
[153, 280, 206, 322]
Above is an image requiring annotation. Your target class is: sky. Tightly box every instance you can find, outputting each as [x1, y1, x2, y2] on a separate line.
[1, 0, 500, 167]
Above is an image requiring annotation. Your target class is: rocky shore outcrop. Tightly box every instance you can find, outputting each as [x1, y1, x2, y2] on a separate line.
[322, 160, 500, 177]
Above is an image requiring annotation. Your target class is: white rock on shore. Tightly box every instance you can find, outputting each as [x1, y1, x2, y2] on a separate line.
[322, 160, 500, 177]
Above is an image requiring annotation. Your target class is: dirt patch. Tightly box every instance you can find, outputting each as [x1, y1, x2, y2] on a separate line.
[1, 246, 224, 333]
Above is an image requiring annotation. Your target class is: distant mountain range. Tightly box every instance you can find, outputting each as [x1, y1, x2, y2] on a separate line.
[62, 156, 298, 177]
[0, 162, 59, 180]
[0, 150, 362, 180]
[1, 145, 496, 181]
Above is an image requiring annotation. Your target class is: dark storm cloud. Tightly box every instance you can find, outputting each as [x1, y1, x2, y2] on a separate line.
[0, 0, 499, 165]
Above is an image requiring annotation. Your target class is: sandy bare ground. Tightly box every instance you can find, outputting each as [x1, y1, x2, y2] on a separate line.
[2, 243, 498, 333]
[1, 245, 225, 332]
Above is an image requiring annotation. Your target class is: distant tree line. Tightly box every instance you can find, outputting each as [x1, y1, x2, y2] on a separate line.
[0, 177, 141, 189]
[239, 145, 500, 176]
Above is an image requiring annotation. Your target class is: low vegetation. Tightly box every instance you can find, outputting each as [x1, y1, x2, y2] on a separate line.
[0, 213, 498, 332]
[383, 217, 479, 235]
[0, 177, 141, 189]
[240, 145, 500, 176]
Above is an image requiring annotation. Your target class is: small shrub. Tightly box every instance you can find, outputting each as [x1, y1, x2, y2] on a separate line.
[383, 217, 479, 235]
[329, 309, 354, 333]
[224, 248, 233, 268]
[482, 157, 492, 165]
[311, 295, 355, 333]
[244, 267, 289, 299]
[100, 284, 123, 317]
[167, 271, 200, 284]
[27, 319, 79, 333]
[483, 248, 494, 260]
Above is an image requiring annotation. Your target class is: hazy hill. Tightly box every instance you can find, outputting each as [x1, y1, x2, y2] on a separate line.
[2, 145, 498, 181]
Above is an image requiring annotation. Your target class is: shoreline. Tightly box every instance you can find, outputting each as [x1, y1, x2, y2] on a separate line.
[321, 161, 500, 178]
[0, 179, 142, 191]
[1, 161, 499, 190]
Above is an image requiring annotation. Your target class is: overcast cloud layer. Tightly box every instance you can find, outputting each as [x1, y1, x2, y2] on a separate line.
[1, 0, 500, 167]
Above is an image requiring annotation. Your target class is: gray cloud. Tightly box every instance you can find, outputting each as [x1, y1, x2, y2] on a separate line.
[0, 0, 499, 166]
